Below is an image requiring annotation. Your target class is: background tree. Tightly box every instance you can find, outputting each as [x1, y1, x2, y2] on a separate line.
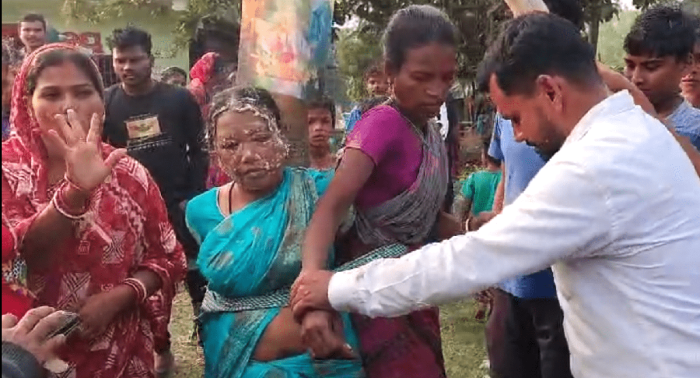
[62, 0, 241, 56]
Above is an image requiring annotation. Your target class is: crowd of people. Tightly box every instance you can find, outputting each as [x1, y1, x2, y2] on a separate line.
[1, 1, 699, 378]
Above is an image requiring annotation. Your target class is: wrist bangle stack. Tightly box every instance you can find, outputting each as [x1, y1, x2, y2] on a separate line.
[51, 186, 88, 220]
[63, 174, 90, 194]
[123, 278, 148, 303]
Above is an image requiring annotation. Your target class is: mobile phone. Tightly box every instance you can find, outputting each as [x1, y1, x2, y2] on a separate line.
[46, 312, 82, 339]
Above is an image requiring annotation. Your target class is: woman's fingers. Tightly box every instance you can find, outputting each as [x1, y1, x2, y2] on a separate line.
[54, 114, 77, 146]
[66, 109, 87, 142]
[43, 130, 69, 158]
[86, 113, 103, 145]
[104, 149, 127, 169]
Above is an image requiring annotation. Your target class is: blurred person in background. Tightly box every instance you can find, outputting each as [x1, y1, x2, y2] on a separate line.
[160, 66, 188, 87]
[344, 61, 391, 136]
[624, 5, 700, 150]
[680, 19, 700, 108]
[102, 26, 206, 375]
[307, 96, 337, 194]
[18, 14, 47, 57]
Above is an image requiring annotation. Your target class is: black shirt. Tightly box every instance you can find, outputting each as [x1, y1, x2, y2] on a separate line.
[103, 82, 207, 209]
[2, 342, 44, 378]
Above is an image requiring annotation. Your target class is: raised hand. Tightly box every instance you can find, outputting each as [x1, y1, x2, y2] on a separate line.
[290, 270, 335, 319]
[43, 109, 126, 192]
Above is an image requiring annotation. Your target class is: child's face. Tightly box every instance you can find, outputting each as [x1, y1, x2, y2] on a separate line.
[366, 73, 389, 96]
[308, 107, 333, 148]
[680, 43, 700, 102]
[624, 53, 692, 109]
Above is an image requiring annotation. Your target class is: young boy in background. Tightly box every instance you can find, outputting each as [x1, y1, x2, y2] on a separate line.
[452, 139, 502, 230]
[344, 61, 390, 135]
[624, 5, 700, 150]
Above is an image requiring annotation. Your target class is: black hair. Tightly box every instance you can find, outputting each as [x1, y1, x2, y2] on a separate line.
[207, 86, 282, 150]
[306, 96, 336, 126]
[161, 66, 187, 81]
[476, 13, 600, 96]
[481, 138, 501, 167]
[107, 26, 153, 56]
[363, 60, 385, 80]
[543, 0, 584, 30]
[25, 49, 104, 99]
[359, 96, 389, 115]
[21, 14, 46, 30]
[624, 5, 696, 60]
[382, 5, 458, 72]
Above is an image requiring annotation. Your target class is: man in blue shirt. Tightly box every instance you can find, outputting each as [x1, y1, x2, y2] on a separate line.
[344, 61, 390, 135]
[487, 114, 572, 378]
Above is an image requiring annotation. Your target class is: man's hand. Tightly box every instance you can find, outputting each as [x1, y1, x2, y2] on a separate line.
[468, 211, 497, 231]
[1, 306, 69, 364]
[300, 310, 355, 360]
[290, 270, 335, 319]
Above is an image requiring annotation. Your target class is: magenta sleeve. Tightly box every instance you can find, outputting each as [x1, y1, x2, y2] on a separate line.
[345, 106, 403, 166]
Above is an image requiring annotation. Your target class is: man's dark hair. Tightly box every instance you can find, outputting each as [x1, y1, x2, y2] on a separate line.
[476, 13, 599, 96]
[20, 14, 46, 30]
[624, 5, 696, 60]
[383, 5, 458, 71]
[107, 26, 153, 56]
[543, 0, 584, 30]
[360, 96, 389, 115]
[161, 66, 187, 80]
[364, 60, 384, 80]
[307, 96, 336, 126]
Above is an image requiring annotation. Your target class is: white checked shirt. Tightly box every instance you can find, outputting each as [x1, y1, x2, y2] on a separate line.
[329, 91, 700, 378]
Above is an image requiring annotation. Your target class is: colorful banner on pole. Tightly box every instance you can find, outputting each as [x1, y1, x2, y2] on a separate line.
[237, 0, 334, 99]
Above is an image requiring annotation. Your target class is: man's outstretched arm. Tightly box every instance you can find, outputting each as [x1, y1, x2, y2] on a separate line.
[324, 160, 612, 317]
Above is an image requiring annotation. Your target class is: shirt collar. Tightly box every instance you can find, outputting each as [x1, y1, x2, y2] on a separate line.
[564, 90, 637, 146]
[668, 99, 692, 119]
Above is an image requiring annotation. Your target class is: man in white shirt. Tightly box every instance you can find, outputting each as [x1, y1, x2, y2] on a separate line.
[290, 13, 700, 378]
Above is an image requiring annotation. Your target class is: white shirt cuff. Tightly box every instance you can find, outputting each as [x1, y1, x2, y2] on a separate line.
[328, 270, 360, 312]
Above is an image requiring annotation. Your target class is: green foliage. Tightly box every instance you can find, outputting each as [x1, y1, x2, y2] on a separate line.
[61, 0, 170, 24]
[335, 23, 383, 101]
[597, 10, 639, 69]
[334, 0, 507, 79]
[169, 0, 241, 53]
[62, 0, 241, 56]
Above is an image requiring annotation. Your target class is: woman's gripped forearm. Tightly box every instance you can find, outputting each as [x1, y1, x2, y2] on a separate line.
[302, 196, 353, 271]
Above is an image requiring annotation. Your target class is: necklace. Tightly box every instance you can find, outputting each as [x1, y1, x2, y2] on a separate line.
[387, 98, 428, 146]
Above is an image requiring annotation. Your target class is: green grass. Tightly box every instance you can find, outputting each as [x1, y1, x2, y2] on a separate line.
[170, 294, 488, 378]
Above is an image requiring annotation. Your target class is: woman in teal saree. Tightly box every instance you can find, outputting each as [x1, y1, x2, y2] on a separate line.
[185, 86, 363, 378]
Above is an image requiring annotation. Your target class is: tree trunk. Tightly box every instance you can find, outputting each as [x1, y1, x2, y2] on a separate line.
[588, 4, 602, 53]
